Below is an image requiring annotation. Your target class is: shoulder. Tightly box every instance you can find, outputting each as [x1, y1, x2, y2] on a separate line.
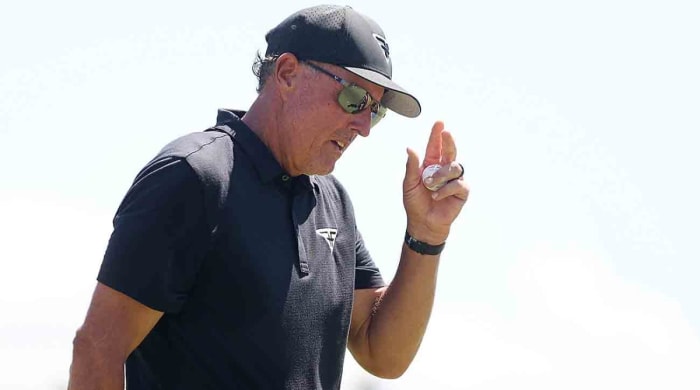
[158, 130, 233, 166]
[128, 130, 235, 223]
[149, 130, 235, 186]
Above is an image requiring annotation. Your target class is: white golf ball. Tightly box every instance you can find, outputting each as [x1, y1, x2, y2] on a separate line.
[422, 164, 444, 191]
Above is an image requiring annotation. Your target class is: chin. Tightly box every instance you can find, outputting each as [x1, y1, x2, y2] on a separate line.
[312, 167, 334, 176]
[307, 162, 336, 176]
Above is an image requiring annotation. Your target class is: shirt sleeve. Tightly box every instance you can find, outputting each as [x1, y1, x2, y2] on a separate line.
[354, 229, 385, 289]
[97, 156, 210, 313]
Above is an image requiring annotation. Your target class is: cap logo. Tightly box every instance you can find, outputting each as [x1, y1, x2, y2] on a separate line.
[373, 33, 390, 63]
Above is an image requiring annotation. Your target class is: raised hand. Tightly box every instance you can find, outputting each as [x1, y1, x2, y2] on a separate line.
[402, 121, 469, 244]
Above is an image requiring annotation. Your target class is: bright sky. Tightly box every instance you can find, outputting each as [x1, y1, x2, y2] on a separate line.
[1, 0, 699, 389]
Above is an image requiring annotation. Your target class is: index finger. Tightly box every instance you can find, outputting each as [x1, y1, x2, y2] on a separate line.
[440, 130, 457, 165]
[424, 121, 445, 166]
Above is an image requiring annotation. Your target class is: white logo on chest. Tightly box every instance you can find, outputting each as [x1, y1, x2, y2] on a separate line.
[316, 228, 338, 252]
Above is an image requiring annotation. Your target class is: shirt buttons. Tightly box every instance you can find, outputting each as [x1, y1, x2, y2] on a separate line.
[281, 174, 290, 181]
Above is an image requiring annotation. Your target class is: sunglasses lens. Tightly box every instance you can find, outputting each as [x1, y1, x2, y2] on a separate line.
[371, 105, 388, 128]
[338, 85, 387, 127]
[338, 85, 369, 114]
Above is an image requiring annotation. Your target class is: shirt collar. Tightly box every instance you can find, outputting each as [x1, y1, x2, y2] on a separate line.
[216, 109, 318, 192]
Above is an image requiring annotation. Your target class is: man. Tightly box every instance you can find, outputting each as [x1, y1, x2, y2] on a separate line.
[69, 4, 469, 389]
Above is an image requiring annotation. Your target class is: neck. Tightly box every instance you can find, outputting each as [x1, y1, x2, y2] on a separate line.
[242, 94, 296, 175]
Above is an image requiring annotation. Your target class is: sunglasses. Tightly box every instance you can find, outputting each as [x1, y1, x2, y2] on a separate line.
[304, 61, 388, 128]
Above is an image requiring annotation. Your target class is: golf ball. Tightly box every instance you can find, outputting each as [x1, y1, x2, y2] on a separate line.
[422, 164, 444, 191]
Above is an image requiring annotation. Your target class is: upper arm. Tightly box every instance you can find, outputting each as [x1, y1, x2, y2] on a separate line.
[98, 156, 210, 312]
[82, 156, 206, 353]
[74, 282, 163, 361]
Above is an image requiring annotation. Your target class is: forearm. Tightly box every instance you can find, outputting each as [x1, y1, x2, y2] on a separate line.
[353, 122, 468, 377]
[364, 242, 440, 377]
[68, 335, 125, 390]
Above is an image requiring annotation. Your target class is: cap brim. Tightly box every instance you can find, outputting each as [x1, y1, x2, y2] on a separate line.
[344, 67, 421, 118]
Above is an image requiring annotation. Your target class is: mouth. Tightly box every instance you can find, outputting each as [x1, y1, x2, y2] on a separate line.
[332, 140, 347, 152]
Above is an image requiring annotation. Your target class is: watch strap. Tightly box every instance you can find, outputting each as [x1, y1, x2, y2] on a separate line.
[404, 230, 445, 255]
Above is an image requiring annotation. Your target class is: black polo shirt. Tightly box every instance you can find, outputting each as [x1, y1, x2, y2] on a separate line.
[97, 109, 385, 389]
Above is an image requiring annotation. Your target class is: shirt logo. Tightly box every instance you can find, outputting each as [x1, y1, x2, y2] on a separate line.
[316, 228, 338, 252]
[373, 33, 390, 62]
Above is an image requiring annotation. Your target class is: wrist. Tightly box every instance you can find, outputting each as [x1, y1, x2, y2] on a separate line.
[404, 230, 446, 255]
[405, 222, 449, 245]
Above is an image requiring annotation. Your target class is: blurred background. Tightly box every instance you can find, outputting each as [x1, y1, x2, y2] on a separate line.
[1, 0, 699, 388]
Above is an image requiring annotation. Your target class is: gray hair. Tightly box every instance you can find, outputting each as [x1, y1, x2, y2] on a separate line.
[252, 52, 280, 93]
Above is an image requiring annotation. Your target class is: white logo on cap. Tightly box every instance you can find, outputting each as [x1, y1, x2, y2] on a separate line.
[373, 33, 390, 63]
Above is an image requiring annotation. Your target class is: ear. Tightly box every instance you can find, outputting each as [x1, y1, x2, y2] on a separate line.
[273, 53, 302, 93]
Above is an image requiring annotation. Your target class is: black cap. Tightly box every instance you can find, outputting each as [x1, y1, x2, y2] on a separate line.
[265, 5, 421, 118]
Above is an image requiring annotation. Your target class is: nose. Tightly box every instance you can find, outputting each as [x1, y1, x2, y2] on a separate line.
[351, 110, 372, 137]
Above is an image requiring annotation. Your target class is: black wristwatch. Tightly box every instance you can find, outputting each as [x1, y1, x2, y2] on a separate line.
[404, 230, 446, 255]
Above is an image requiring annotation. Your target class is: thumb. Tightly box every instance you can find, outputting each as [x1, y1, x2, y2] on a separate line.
[403, 147, 422, 190]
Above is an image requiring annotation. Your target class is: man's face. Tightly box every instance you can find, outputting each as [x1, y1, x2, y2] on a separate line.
[281, 61, 385, 176]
